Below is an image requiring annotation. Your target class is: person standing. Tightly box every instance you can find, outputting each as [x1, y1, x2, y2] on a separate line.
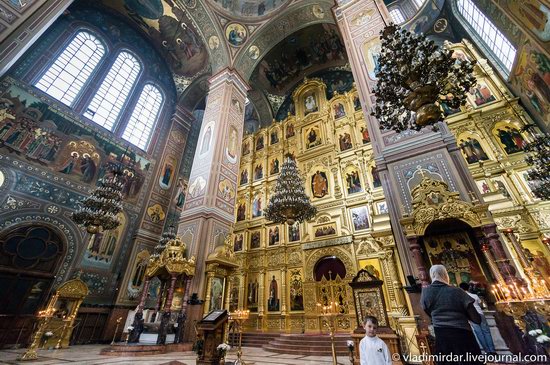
[359, 316, 391, 365]
[459, 282, 497, 356]
[421, 265, 483, 365]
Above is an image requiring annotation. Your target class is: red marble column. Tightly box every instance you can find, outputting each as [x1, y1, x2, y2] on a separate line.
[180, 277, 192, 315]
[408, 236, 430, 287]
[138, 277, 151, 312]
[481, 224, 517, 283]
[164, 274, 178, 311]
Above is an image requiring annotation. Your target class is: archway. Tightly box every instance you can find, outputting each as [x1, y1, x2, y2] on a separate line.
[314, 255, 346, 281]
[421, 218, 492, 287]
[0, 225, 66, 347]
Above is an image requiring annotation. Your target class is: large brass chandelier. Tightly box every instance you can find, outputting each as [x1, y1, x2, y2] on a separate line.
[71, 168, 124, 234]
[523, 132, 550, 200]
[264, 156, 317, 225]
[371, 24, 476, 132]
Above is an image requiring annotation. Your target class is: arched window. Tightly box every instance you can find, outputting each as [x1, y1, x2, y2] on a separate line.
[389, 8, 406, 24]
[413, 0, 425, 9]
[122, 84, 163, 149]
[35, 31, 105, 106]
[84, 51, 141, 131]
[456, 0, 516, 73]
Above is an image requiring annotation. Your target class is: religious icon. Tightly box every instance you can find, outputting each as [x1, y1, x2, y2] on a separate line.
[346, 170, 362, 194]
[339, 133, 353, 151]
[59, 151, 79, 174]
[80, 154, 97, 183]
[247, 279, 259, 310]
[252, 196, 262, 217]
[174, 178, 187, 208]
[469, 82, 496, 106]
[354, 95, 362, 110]
[376, 201, 388, 214]
[496, 126, 525, 154]
[270, 158, 279, 175]
[226, 23, 247, 47]
[371, 167, 381, 188]
[289, 269, 304, 311]
[250, 231, 261, 249]
[491, 179, 511, 198]
[270, 131, 279, 145]
[218, 179, 235, 202]
[314, 224, 336, 237]
[236, 203, 246, 221]
[159, 157, 175, 189]
[459, 137, 489, 164]
[360, 126, 370, 144]
[209, 277, 224, 311]
[304, 93, 318, 115]
[147, 204, 165, 223]
[481, 181, 491, 194]
[333, 103, 346, 119]
[242, 141, 250, 155]
[306, 128, 321, 149]
[188, 176, 206, 198]
[256, 135, 264, 150]
[240, 170, 248, 185]
[234, 234, 243, 252]
[440, 95, 461, 116]
[351, 206, 370, 231]
[254, 164, 263, 180]
[226, 127, 238, 162]
[268, 275, 280, 311]
[200, 125, 212, 154]
[311, 170, 328, 198]
[268, 226, 280, 246]
[288, 223, 300, 242]
[286, 123, 295, 138]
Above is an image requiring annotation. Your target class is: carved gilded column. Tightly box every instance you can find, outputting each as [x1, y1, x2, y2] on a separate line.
[224, 273, 232, 310]
[238, 272, 246, 310]
[203, 271, 215, 315]
[258, 269, 266, 317]
[280, 267, 287, 315]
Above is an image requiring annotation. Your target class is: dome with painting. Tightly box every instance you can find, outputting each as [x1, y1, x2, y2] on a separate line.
[208, 0, 292, 18]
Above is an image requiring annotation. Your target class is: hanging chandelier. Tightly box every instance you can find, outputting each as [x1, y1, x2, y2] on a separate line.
[524, 132, 550, 200]
[371, 24, 476, 132]
[151, 226, 177, 259]
[72, 168, 124, 234]
[264, 156, 317, 225]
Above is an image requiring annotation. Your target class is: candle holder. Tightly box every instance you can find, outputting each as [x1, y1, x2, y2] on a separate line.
[18, 308, 57, 360]
[317, 301, 339, 365]
[229, 310, 250, 365]
[111, 317, 123, 345]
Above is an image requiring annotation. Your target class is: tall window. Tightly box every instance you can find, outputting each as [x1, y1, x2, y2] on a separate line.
[35, 31, 105, 106]
[84, 51, 141, 131]
[122, 84, 163, 149]
[389, 8, 406, 24]
[414, 0, 425, 9]
[456, 0, 516, 72]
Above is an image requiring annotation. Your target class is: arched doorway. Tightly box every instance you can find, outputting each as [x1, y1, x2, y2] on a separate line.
[421, 218, 492, 286]
[0, 225, 65, 347]
[314, 256, 349, 318]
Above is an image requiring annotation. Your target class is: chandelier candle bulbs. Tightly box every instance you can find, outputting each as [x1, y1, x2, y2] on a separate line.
[371, 24, 476, 132]
[72, 168, 124, 233]
[264, 156, 317, 225]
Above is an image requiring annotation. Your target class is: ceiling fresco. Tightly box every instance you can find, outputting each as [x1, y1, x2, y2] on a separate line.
[209, 0, 292, 18]
[251, 23, 348, 95]
[102, 0, 209, 78]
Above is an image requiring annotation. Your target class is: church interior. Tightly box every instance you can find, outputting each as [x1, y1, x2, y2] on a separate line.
[0, 0, 549, 364]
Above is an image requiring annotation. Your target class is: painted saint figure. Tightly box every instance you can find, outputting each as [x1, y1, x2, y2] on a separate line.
[312, 170, 328, 198]
[268, 275, 279, 311]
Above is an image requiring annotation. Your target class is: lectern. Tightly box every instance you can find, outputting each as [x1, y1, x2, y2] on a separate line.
[196, 309, 228, 365]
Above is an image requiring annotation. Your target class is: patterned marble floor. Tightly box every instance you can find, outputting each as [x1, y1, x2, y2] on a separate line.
[0, 345, 352, 365]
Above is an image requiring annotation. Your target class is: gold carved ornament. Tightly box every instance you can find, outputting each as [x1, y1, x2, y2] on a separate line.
[146, 236, 196, 278]
[400, 175, 490, 236]
[205, 235, 239, 269]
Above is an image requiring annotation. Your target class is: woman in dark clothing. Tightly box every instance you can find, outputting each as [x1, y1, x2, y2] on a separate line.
[421, 265, 483, 365]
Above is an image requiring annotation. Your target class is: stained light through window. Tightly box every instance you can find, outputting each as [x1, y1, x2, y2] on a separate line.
[35, 31, 105, 106]
[389, 8, 406, 24]
[84, 51, 141, 131]
[456, 0, 516, 72]
[122, 84, 163, 150]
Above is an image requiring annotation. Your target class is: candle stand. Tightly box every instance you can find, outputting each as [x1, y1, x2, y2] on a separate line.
[317, 301, 340, 365]
[229, 310, 250, 365]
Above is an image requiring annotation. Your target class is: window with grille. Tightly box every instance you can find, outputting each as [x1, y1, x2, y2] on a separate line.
[414, 0, 425, 9]
[122, 84, 163, 150]
[35, 31, 105, 106]
[84, 51, 141, 131]
[389, 8, 406, 24]
[456, 0, 517, 72]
